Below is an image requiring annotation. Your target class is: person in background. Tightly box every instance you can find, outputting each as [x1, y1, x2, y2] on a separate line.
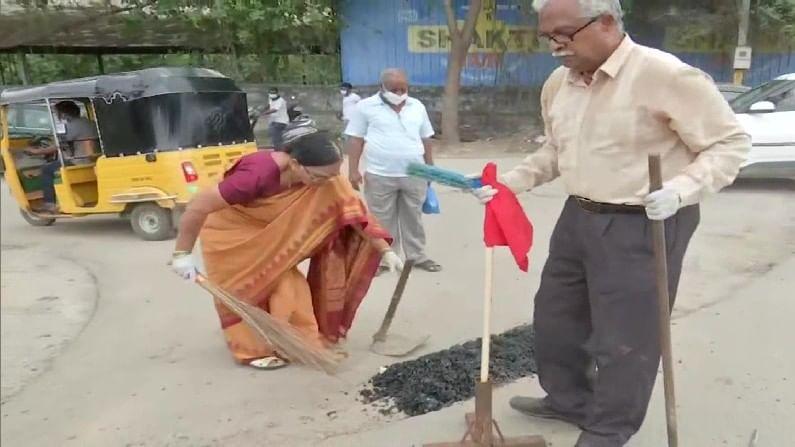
[170, 119, 402, 370]
[25, 100, 98, 213]
[471, 0, 749, 445]
[345, 68, 442, 274]
[261, 87, 289, 149]
[339, 82, 361, 145]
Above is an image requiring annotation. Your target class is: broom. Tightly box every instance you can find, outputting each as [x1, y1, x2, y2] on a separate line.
[195, 274, 340, 375]
[406, 162, 482, 190]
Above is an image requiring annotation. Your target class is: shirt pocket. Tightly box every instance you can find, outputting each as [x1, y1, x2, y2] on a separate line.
[590, 110, 646, 154]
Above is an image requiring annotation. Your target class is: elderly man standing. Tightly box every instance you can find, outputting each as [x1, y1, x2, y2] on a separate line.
[345, 68, 442, 273]
[472, 0, 749, 445]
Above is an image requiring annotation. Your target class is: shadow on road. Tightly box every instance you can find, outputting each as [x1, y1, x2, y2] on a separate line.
[28, 216, 154, 242]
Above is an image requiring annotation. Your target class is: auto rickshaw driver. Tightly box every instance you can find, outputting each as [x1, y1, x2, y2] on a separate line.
[24, 100, 98, 213]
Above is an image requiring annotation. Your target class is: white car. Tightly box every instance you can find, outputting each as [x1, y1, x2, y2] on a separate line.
[731, 73, 795, 180]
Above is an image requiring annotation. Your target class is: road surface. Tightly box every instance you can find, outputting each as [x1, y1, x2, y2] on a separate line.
[1, 158, 793, 446]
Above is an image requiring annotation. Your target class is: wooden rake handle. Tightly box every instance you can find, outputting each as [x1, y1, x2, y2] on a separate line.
[373, 260, 415, 342]
[648, 154, 679, 447]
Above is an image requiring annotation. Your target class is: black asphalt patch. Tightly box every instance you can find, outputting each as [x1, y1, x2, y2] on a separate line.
[360, 324, 537, 416]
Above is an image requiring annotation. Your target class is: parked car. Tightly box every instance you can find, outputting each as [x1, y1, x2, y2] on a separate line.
[730, 73, 795, 181]
[717, 83, 751, 102]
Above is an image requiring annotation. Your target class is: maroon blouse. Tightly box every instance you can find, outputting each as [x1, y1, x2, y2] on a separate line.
[218, 151, 282, 205]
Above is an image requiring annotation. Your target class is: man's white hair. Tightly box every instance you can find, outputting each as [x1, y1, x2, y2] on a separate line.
[380, 68, 407, 84]
[533, 0, 624, 29]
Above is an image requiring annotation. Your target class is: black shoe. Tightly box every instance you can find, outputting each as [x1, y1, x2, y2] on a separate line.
[508, 396, 584, 428]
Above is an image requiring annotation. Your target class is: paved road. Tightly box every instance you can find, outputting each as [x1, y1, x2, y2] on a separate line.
[1, 159, 793, 447]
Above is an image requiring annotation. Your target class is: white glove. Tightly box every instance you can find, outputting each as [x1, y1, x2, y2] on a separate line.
[171, 253, 198, 281]
[472, 185, 498, 204]
[643, 188, 681, 221]
[381, 250, 404, 272]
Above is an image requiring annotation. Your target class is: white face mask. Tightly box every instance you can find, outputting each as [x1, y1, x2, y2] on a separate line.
[269, 93, 278, 99]
[340, 89, 348, 95]
[382, 89, 408, 106]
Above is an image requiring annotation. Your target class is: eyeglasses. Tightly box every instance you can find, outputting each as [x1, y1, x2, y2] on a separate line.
[539, 16, 600, 45]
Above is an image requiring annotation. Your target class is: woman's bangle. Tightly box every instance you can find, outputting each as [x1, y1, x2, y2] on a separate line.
[173, 250, 191, 257]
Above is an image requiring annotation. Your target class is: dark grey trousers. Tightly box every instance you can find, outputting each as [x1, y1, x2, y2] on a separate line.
[533, 197, 700, 446]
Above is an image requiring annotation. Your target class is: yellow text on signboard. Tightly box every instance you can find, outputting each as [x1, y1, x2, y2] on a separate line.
[408, 22, 540, 53]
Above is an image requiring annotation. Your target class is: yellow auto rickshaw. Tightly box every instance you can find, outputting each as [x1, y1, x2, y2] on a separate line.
[0, 67, 258, 240]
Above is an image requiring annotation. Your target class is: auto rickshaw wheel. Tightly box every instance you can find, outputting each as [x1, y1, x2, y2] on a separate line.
[130, 203, 174, 241]
[19, 208, 56, 227]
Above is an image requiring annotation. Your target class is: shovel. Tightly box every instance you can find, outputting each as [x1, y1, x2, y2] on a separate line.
[370, 260, 429, 357]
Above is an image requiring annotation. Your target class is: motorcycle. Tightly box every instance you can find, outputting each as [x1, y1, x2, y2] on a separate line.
[248, 95, 306, 132]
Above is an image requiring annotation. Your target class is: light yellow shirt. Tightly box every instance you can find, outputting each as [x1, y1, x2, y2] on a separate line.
[502, 36, 750, 206]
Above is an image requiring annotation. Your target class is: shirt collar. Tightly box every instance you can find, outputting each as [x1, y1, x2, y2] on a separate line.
[598, 34, 634, 79]
[566, 34, 634, 84]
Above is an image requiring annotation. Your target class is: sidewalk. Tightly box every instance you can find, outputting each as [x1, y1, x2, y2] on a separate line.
[0, 244, 97, 402]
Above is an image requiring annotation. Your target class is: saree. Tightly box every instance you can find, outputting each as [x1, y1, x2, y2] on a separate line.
[200, 176, 390, 363]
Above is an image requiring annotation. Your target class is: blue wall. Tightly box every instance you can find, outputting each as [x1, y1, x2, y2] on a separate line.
[339, 0, 795, 87]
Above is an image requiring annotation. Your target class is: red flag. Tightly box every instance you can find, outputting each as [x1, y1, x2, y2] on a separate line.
[482, 163, 534, 272]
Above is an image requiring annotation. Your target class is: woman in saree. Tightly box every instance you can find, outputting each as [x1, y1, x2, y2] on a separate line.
[170, 119, 402, 370]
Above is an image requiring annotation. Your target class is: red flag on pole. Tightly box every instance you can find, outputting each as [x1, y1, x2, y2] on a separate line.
[482, 163, 534, 272]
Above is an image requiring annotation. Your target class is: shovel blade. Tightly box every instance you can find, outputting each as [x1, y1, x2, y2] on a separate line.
[370, 333, 430, 357]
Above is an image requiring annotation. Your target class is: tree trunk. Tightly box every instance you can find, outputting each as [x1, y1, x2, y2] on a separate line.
[441, 0, 482, 147]
[442, 43, 465, 145]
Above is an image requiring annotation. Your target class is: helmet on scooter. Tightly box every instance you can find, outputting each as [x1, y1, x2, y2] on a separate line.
[281, 116, 318, 147]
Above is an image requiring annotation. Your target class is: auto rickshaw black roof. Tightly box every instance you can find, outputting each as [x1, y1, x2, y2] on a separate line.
[0, 67, 243, 105]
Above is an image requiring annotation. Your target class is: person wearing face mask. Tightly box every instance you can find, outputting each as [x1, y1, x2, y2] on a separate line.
[469, 0, 749, 445]
[344, 68, 441, 274]
[170, 118, 402, 370]
[261, 87, 289, 149]
[339, 82, 361, 148]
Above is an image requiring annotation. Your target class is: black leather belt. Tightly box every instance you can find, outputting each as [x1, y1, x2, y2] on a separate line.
[573, 196, 645, 214]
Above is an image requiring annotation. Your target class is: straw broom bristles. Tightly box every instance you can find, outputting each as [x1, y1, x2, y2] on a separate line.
[196, 275, 340, 375]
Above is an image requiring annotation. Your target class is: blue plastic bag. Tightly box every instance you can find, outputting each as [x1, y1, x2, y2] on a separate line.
[422, 184, 441, 214]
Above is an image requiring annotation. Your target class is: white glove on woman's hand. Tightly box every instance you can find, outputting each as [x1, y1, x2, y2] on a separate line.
[643, 187, 681, 221]
[381, 250, 404, 272]
[472, 185, 498, 204]
[171, 253, 198, 281]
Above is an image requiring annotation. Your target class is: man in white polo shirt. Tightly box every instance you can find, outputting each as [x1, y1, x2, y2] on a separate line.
[345, 68, 441, 273]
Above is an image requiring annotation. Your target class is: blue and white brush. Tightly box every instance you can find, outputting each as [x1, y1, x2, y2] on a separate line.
[406, 162, 482, 190]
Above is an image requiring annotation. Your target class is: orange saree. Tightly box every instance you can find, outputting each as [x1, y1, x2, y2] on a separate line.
[199, 176, 390, 363]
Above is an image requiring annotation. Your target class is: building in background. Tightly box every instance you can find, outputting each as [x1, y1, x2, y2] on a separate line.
[339, 0, 795, 87]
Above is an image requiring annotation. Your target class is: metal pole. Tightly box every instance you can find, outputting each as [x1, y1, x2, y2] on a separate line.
[734, 0, 751, 85]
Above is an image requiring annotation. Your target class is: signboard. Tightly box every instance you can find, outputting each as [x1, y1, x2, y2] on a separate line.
[408, 1, 538, 53]
[734, 46, 752, 70]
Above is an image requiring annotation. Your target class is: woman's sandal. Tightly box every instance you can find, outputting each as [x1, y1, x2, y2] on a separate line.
[248, 356, 289, 370]
[414, 259, 442, 272]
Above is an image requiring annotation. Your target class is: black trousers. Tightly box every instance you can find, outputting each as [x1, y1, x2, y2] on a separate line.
[533, 197, 699, 446]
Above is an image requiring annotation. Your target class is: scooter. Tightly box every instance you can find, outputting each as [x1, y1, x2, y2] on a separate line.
[248, 96, 305, 132]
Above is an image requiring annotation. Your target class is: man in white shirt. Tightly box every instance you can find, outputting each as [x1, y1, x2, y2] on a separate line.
[345, 68, 441, 273]
[340, 82, 361, 126]
[261, 87, 289, 149]
[339, 82, 361, 151]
